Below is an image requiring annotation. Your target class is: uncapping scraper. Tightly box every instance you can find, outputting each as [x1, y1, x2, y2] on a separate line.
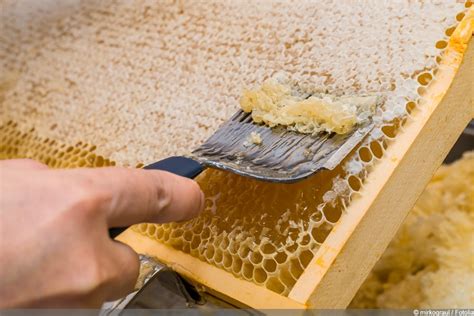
[109, 109, 373, 238]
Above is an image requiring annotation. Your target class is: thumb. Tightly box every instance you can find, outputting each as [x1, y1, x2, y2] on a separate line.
[63, 167, 205, 227]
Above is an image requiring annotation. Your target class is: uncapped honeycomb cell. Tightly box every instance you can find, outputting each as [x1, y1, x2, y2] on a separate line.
[134, 163, 362, 295]
[0, 0, 470, 298]
[0, 121, 114, 168]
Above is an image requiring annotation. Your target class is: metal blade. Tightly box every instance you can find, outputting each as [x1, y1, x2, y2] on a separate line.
[190, 110, 373, 183]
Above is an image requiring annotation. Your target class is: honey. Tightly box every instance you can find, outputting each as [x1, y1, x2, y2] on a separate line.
[135, 160, 354, 295]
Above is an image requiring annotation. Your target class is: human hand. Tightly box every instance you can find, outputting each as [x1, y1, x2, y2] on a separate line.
[0, 159, 204, 308]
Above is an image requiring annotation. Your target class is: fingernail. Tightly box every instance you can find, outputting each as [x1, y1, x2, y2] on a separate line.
[199, 190, 205, 213]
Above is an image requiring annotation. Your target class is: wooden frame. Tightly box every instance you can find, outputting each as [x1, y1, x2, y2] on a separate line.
[118, 10, 473, 310]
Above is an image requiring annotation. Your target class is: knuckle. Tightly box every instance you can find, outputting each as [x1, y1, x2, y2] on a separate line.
[126, 248, 140, 277]
[66, 245, 140, 302]
[153, 173, 173, 217]
[121, 247, 140, 285]
[111, 246, 140, 299]
[74, 256, 110, 296]
[99, 245, 140, 301]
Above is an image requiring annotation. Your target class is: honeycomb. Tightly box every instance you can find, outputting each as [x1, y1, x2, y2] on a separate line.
[136, 164, 348, 294]
[0, 120, 116, 168]
[1, 0, 471, 298]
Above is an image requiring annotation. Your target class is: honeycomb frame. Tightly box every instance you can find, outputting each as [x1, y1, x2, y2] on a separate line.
[118, 32, 474, 308]
[1, 0, 473, 309]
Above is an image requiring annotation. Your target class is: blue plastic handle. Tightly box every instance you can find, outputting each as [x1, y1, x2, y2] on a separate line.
[109, 156, 203, 239]
[143, 156, 204, 178]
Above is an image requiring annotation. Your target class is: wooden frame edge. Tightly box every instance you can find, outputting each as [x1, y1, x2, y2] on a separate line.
[117, 229, 306, 310]
[288, 13, 473, 307]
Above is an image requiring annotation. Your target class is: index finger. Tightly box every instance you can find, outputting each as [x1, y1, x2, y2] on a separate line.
[66, 167, 205, 227]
